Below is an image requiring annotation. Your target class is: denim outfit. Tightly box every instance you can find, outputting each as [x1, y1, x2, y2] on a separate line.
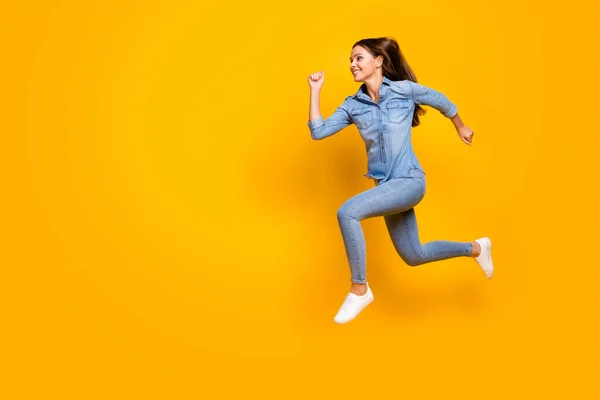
[307, 77, 472, 283]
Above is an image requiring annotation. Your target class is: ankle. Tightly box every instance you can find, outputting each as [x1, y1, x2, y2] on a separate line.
[350, 283, 368, 296]
[471, 241, 481, 257]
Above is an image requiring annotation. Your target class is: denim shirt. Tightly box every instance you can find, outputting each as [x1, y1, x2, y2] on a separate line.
[307, 76, 457, 184]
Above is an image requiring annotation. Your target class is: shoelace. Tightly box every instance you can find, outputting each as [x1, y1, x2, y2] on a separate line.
[339, 294, 356, 312]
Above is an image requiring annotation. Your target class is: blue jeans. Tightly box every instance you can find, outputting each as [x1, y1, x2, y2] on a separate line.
[336, 168, 473, 284]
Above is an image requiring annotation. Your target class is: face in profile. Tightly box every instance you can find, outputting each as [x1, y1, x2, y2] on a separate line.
[350, 45, 381, 82]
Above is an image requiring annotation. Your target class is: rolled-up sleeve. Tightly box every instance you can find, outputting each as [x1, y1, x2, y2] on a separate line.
[408, 81, 457, 118]
[307, 98, 352, 140]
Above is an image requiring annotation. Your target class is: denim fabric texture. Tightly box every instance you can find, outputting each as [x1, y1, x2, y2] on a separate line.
[308, 77, 471, 283]
[307, 76, 457, 184]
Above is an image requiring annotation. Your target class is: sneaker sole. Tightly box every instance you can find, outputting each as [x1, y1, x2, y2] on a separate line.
[479, 237, 494, 279]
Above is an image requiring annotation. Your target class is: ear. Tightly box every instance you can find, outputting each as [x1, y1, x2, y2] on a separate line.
[376, 55, 384, 68]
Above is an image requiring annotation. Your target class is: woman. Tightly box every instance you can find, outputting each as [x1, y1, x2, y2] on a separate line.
[306, 37, 494, 324]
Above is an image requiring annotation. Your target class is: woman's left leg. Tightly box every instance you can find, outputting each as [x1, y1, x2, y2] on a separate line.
[333, 176, 424, 324]
[336, 176, 424, 286]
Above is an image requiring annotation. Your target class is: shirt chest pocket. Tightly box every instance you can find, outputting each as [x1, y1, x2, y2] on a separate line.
[386, 99, 410, 124]
[350, 107, 373, 130]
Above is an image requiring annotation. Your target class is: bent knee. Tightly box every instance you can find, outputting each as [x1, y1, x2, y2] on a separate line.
[401, 254, 423, 267]
[336, 203, 356, 221]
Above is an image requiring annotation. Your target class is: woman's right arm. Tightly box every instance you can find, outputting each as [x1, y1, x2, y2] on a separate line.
[307, 70, 352, 140]
[408, 81, 457, 118]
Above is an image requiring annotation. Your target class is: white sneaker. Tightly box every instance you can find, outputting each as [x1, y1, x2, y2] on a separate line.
[474, 237, 494, 278]
[333, 285, 374, 324]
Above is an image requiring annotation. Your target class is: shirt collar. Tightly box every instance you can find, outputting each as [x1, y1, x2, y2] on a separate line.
[352, 75, 393, 99]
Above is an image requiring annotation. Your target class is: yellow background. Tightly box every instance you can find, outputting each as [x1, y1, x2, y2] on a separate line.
[2, 0, 599, 398]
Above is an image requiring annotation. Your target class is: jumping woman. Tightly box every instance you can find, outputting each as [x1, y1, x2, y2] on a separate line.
[306, 37, 494, 324]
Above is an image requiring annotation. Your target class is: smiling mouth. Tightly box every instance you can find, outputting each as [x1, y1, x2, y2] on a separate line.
[352, 70, 361, 75]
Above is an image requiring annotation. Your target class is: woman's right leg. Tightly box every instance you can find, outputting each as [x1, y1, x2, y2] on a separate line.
[384, 207, 473, 267]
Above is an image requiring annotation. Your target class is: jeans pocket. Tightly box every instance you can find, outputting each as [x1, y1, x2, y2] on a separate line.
[407, 168, 426, 197]
[407, 167, 422, 178]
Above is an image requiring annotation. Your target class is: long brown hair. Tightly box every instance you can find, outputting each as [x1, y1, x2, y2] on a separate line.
[353, 37, 425, 127]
